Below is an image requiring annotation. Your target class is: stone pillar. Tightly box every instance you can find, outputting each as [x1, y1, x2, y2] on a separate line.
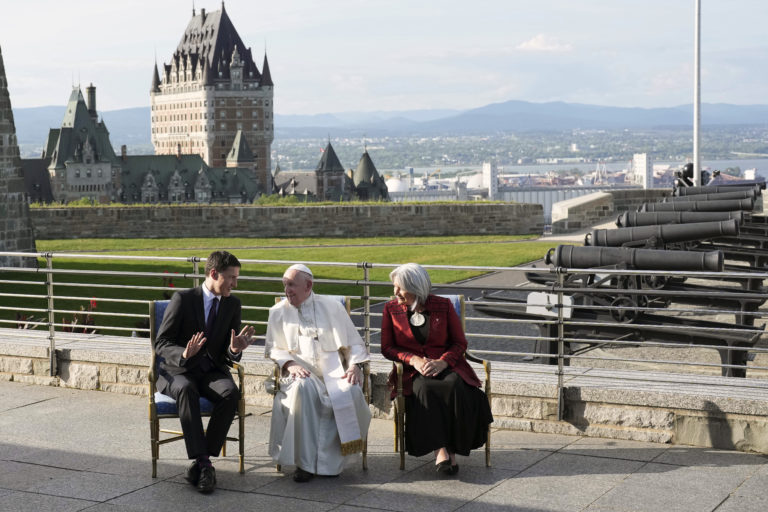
[0, 45, 36, 267]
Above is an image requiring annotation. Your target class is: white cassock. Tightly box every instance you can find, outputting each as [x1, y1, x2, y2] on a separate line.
[266, 293, 371, 475]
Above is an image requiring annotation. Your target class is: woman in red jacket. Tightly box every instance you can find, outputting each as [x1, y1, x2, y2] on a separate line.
[381, 263, 492, 476]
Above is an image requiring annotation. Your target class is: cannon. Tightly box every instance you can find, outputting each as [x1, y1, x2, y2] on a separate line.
[617, 210, 744, 228]
[592, 218, 768, 253]
[475, 293, 763, 377]
[639, 198, 755, 213]
[663, 189, 758, 203]
[546, 244, 723, 271]
[479, 244, 763, 377]
[587, 220, 739, 248]
[674, 184, 763, 197]
[615, 211, 768, 241]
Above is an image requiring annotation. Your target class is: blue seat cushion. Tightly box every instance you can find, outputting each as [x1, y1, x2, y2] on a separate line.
[154, 392, 215, 415]
[438, 294, 462, 315]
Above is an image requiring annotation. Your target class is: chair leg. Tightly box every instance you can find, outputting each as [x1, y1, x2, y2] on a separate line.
[238, 405, 245, 474]
[486, 426, 491, 467]
[396, 397, 405, 470]
[150, 415, 159, 478]
[393, 402, 399, 453]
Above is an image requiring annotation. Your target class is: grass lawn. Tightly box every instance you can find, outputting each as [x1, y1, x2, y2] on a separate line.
[2, 235, 560, 335]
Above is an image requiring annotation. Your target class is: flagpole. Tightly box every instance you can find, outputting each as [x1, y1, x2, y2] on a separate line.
[693, 0, 702, 186]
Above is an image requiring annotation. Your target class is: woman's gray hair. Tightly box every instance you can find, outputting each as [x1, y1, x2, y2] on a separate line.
[389, 263, 431, 305]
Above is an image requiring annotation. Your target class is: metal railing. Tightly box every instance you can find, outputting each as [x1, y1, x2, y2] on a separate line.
[2, 250, 768, 418]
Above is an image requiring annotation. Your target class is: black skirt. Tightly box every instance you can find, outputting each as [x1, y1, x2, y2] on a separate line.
[404, 370, 493, 457]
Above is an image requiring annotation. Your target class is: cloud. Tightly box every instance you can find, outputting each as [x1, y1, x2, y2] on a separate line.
[516, 34, 573, 53]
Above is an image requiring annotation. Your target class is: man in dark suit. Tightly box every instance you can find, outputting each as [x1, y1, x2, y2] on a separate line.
[154, 251, 255, 493]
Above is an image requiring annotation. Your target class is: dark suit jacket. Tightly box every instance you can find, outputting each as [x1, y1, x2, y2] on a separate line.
[381, 294, 481, 399]
[154, 286, 242, 383]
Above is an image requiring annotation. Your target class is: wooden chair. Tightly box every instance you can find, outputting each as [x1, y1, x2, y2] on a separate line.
[147, 300, 247, 477]
[268, 295, 371, 471]
[393, 294, 492, 470]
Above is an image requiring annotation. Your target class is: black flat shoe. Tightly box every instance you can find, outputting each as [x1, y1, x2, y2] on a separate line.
[436, 460, 459, 476]
[293, 467, 314, 483]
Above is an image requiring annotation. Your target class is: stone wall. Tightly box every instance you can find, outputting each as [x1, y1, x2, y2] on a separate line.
[551, 189, 670, 234]
[30, 203, 545, 239]
[4, 337, 768, 454]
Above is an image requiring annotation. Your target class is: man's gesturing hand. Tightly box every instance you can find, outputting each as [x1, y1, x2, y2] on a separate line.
[230, 325, 256, 354]
[182, 332, 207, 359]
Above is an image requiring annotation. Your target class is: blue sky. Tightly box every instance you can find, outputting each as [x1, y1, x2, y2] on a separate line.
[1, 0, 766, 114]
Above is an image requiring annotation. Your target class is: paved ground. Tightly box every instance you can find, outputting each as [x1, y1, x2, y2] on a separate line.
[2, 380, 768, 512]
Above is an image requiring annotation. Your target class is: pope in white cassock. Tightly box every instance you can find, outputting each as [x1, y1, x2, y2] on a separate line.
[266, 264, 371, 482]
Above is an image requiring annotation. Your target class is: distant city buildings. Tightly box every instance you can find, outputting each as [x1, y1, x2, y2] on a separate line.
[273, 141, 389, 201]
[150, 4, 274, 182]
[35, 85, 262, 204]
[481, 161, 498, 200]
[632, 153, 653, 189]
[18, 5, 275, 205]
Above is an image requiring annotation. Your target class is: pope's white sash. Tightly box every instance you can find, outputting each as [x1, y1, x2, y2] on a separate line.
[318, 348, 364, 455]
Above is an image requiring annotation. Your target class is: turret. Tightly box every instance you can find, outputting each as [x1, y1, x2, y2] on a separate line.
[86, 83, 97, 121]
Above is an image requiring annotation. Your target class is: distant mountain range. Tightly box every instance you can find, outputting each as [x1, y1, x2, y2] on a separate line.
[12, 100, 768, 148]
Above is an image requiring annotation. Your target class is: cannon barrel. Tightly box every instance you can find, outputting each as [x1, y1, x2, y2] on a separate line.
[640, 198, 755, 212]
[663, 189, 757, 203]
[588, 219, 739, 247]
[617, 210, 744, 227]
[675, 184, 763, 196]
[546, 245, 723, 271]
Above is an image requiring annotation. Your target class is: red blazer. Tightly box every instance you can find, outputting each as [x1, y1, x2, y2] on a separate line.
[381, 294, 481, 399]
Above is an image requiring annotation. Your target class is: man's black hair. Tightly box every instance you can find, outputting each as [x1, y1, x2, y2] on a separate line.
[205, 251, 241, 275]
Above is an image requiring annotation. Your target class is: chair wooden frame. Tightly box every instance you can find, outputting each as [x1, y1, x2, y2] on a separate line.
[147, 300, 247, 477]
[269, 295, 371, 471]
[392, 294, 492, 470]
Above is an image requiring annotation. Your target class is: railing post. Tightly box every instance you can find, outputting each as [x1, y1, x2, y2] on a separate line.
[363, 263, 371, 349]
[45, 253, 56, 376]
[190, 257, 200, 288]
[556, 268, 566, 421]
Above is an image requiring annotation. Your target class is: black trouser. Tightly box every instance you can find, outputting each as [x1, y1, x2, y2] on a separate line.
[159, 368, 239, 459]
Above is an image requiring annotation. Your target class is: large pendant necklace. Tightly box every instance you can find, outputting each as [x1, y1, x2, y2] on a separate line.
[409, 310, 426, 327]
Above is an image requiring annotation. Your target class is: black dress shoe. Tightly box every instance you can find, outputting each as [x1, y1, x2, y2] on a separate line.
[293, 467, 314, 483]
[184, 461, 201, 486]
[197, 465, 216, 493]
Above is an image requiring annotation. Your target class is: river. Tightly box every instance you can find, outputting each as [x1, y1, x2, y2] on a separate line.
[398, 158, 768, 177]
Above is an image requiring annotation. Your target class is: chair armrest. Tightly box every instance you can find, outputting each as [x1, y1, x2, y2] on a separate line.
[361, 361, 371, 403]
[395, 362, 404, 398]
[148, 355, 158, 401]
[232, 362, 246, 397]
[465, 350, 491, 396]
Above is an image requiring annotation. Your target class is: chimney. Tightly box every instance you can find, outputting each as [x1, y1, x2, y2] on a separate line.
[121, 145, 127, 160]
[200, 8, 206, 22]
[86, 83, 97, 121]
